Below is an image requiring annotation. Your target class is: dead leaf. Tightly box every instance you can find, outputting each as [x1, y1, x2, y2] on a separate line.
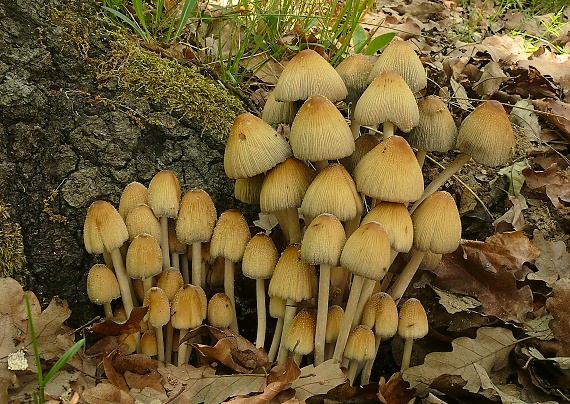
[290, 359, 346, 401]
[523, 163, 570, 214]
[112, 353, 156, 375]
[518, 50, 570, 84]
[431, 285, 482, 314]
[473, 61, 509, 96]
[402, 327, 518, 396]
[377, 372, 416, 404]
[90, 307, 148, 338]
[533, 99, 570, 139]
[158, 362, 266, 404]
[546, 278, 570, 356]
[124, 370, 165, 394]
[527, 230, 570, 285]
[82, 382, 135, 404]
[103, 352, 129, 391]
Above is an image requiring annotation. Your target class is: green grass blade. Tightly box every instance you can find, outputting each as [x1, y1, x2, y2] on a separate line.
[365, 32, 396, 55]
[352, 24, 367, 54]
[131, 0, 149, 34]
[155, 0, 165, 29]
[25, 295, 43, 385]
[171, 0, 198, 42]
[42, 338, 85, 386]
[102, 6, 151, 42]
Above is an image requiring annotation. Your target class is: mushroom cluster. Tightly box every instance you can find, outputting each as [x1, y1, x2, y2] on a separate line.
[85, 41, 515, 384]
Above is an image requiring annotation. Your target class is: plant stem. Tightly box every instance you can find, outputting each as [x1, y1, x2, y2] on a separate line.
[333, 275, 364, 362]
[255, 279, 267, 349]
[314, 264, 331, 366]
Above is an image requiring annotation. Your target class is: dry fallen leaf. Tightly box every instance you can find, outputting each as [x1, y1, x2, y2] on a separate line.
[82, 382, 135, 404]
[546, 278, 570, 356]
[523, 163, 570, 214]
[90, 307, 148, 338]
[377, 372, 416, 404]
[290, 359, 347, 401]
[527, 230, 570, 285]
[402, 327, 518, 396]
[473, 61, 509, 96]
[533, 99, 570, 139]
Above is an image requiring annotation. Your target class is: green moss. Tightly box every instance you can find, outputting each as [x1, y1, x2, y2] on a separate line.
[111, 40, 245, 139]
[0, 205, 29, 286]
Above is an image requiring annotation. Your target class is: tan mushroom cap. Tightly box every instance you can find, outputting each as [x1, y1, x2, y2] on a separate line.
[353, 135, 424, 203]
[148, 170, 181, 218]
[300, 163, 364, 222]
[260, 157, 315, 213]
[140, 330, 158, 357]
[168, 219, 187, 254]
[176, 188, 217, 244]
[242, 233, 278, 279]
[84, 200, 129, 254]
[171, 284, 206, 330]
[355, 70, 419, 132]
[207, 293, 235, 328]
[406, 95, 457, 152]
[268, 244, 317, 302]
[411, 191, 461, 254]
[274, 49, 348, 102]
[126, 233, 163, 280]
[234, 174, 264, 205]
[289, 95, 355, 162]
[340, 221, 391, 281]
[361, 292, 399, 339]
[456, 100, 514, 167]
[344, 325, 376, 361]
[125, 203, 162, 244]
[325, 305, 345, 343]
[340, 134, 380, 174]
[398, 298, 429, 340]
[224, 113, 292, 179]
[143, 287, 171, 327]
[301, 213, 346, 267]
[336, 54, 373, 104]
[261, 90, 298, 125]
[361, 202, 413, 253]
[87, 264, 121, 305]
[368, 40, 427, 93]
[157, 268, 184, 302]
[210, 209, 251, 263]
[269, 295, 286, 319]
[118, 181, 149, 220]
[283, 309, 317, 355]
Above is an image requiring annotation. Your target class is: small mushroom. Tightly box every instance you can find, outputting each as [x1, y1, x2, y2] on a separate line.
[398, 298, 429, 371]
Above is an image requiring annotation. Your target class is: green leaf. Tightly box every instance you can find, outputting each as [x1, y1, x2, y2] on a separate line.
[171, 0, 198, 42]
[102, 6, 151, 42]
[42, 338, 85, 387]
[365, 32, 396, 55]
[352, 24, 367, 54]
[498, 160, 530, 209]
[25, 295, 43, 385]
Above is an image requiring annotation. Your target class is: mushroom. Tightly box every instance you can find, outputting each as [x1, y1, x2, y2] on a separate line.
[398, 298, 429, 371]
[207, 292, 235, 330]
[118, 181, 149, 220]
[267, 296, 286, 362]
[340, 134, 380, 175]
[325, 305, 344, 361]
[344, 325, 376, 386]
[157, 268, 184, 364]
[125, 203, 162, 246]
[283, 309, 317, 365]
[261, 89, 298, 126]
[126, 233, 163, 296]
[86, 264, 121, 318]
[140, 330, 158, 358]
[143, 287, 170, 362]
[171, 284, 207, 366]
[168, 218, 187, 271]
[234, 174, 264, 205]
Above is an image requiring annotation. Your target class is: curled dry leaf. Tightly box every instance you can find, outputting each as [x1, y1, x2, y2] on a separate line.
[523, 163, 570, 214]
[546, 278, 570, 356]
[377, 372, 416, 404]
[527, 230, 570, 285]
[291, 359, 347, 401]
[402, 327, 518, 396]
[90, 306, 148, 338]
[124, 370, 165, 395]
[532, 99, 570, 139]
[82, 383, 135, 404]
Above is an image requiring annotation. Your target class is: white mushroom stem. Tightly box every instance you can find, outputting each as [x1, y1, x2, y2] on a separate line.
[255, 279, 267, 349]
[409, 153, 471, 214]
[277, 299, 297, 365]
[382, 121, 395, 140]
[274, 208, 302, 244]
[165, 322, 174, 364]
[416, 149, 427, 168]
[180, 253, 190, 285]
[314, 264, 331, 366]
[143, 278, 153, 297]
[351, 278, 376, 328]
[110, 248, 134, 316]
[350, 104, 361, 139]
[171, 253, 180, 270]
[332, 275, 364, 362]
[348, 359, 360, 386]
[401, 337, 414, 371]
[155, 325, 165, 363]
[268, 317, 284, 362]
[103, 303, 113, 318]
[191, 242, 202, 288]
[177, 328, 189, 366]
[224, 258, 239, 334]
[361, 335, 382, 384]
[160, 217, 171, 269]
[388, 250, 426, 303]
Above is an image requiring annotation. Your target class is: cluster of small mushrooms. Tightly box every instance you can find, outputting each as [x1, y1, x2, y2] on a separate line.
[85, 39, 515, 386]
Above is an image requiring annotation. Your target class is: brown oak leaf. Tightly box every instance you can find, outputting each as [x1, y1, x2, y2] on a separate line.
[546, 278, 570, 356]
[523, 163, 570, 214]
[377, 372, 416, 404]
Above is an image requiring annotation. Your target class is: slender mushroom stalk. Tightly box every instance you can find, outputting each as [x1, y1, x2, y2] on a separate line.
[345, 325, 376, 386]
[171, 284, 206, 366]
[143, 287, 170, 363]
[267, 296, 286, 362]
[157, 268, 184, 364]
[398, 298, 429, 371]
[325, 305, 344, 361]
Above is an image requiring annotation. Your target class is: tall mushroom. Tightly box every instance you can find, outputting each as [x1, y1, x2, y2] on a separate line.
[398, 298, 429, 371]
[143, 287, 170, 362]
[171, 284, 207, 366]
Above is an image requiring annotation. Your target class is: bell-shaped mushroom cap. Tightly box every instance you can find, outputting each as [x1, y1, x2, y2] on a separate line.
[87, 264, 121, 305]
[283, 309, 317, 355]
[84, 200, 129, 254]
[224, 113, 293, 179]
[140, 330, 158, 357]
[210, 209, 251, 262]
[368, 40, 427, 93]
[125, 203, 162, 244]
[148, 170, 181, 219]
[361, 292, 399, 339]
[126, 233, 163, 280]
[207, 293, 235, 328]
[119, 181, 149, 220]
[456, 100, 514, 167]
[157, 268, 184, 302]
[340, 134, 380, 174]
[143, 287, 171, 327]
[171, 284, 206, 330]
[268, 244, 317, 302]
[398, 298, 428, 340]
[361, 202, 413, 253]
[289, 95, 355, 162]
[411, 191, 461, 254]
[262, 90, 298, 125]
[177, 189, 217, 244]
[344, 325, 376, 362]
[242, 233, 278, 279]
[269, 295, 286, 319]
[355, 71, 419, 132]
[353, 135, 424, 203]
[340, 221, 391, 281]
[260, 157, 316, 213]
[301, 213, 346, 267]
[300, 163, 364, 222]
[406, 96, 457, 152]
[168, 219, 187, 255]
[235, 174, 264, 205]
[325, 305, 345, 343]
[274, 49, 348, 102]
[336, 54, 373, 104]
